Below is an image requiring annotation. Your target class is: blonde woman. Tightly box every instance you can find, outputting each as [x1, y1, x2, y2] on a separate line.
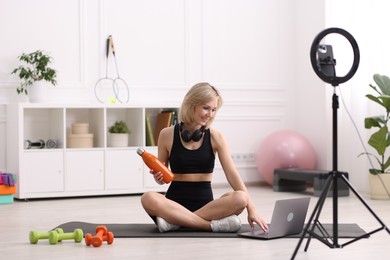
[141, 83, 268, 233]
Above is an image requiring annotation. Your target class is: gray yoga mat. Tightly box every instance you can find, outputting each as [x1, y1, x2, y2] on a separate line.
[53, 221, 369, 238]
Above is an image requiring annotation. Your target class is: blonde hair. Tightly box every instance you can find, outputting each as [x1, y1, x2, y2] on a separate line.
[178, 82, 223, 128]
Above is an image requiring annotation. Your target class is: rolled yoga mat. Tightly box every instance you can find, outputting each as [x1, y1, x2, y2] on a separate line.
[52, 221, 369, 239]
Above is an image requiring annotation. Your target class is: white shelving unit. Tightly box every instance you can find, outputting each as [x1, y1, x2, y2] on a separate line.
[6, 103, 178, 199]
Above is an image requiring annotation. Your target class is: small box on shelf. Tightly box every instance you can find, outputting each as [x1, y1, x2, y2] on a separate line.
[67, 123, 94, 148]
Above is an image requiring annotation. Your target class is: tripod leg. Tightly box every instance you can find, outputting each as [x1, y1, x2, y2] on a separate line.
[341, 174, 390, 234]
[291, 174, 333, 259]
[304, 175, 333, 251]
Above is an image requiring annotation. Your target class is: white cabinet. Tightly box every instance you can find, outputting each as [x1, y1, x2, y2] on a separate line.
[66, 150, 104, 192]
[6, 103, 178, 199]
[22, 151, 64, 193]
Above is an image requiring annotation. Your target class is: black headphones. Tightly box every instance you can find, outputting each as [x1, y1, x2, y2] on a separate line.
[179, 123, 205, 142]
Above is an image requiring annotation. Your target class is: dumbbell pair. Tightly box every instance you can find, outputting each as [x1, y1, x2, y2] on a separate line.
[29, 228, 83, 245]
[24, 139, 57, 149]
[85, 226, 114, 247]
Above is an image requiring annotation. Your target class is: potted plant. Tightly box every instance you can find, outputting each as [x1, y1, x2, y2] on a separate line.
[11, 50, 57, 102]
[359, 73, 390, 199]
[108, 120, 130, 147]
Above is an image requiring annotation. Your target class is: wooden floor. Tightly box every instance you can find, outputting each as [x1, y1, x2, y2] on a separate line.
[1, 183, 389, 260]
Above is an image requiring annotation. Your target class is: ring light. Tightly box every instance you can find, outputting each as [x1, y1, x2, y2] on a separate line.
[310, 27, 360, 86]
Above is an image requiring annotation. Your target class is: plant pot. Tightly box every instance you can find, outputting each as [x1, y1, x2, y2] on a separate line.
[369, 174, 390, 200]
[108, 133, 129, 147]
[28, 82, 50, 103]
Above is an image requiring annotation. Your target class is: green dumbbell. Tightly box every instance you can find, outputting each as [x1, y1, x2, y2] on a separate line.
[49, 229, 83, 245]
[29, 228, 64, 244]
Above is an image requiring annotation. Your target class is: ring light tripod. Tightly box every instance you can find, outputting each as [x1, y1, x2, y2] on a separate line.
[291, 27, 390, 259]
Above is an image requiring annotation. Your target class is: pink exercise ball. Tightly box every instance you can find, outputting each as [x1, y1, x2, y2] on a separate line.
[256, 130, 317, 186]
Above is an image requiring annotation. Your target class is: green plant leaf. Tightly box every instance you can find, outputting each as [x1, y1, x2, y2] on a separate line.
[364, 116, 385, 129]
[373, 74, 390, 95]
[369, 169, 382, 175]
[368, 126, 390, 156]
[379, 95, 390, 113]
[365, 94, 390, 112]
[382, 156, 390, 173]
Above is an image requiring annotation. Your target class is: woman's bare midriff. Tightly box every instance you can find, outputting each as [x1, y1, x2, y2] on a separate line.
[172, 173, 212, 182]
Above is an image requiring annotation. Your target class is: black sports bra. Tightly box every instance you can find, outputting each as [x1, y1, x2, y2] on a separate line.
[169, 124, 215, 173]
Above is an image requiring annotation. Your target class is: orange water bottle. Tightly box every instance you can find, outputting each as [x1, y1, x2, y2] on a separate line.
[136, 147, 175, 184]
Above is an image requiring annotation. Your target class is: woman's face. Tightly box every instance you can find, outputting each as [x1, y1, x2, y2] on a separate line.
[193, 97, 218, 126]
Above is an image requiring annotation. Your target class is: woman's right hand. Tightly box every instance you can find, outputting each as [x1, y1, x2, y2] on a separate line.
[150, 170, 165, 185]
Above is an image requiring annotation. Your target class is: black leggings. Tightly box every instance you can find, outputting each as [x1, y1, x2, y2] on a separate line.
[150, 181, 214, 223]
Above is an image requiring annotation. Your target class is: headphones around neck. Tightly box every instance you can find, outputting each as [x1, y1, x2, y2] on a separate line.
[179, 123, 205, 142]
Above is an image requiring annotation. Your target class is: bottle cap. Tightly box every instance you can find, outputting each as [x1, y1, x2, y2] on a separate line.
[136, 147, 145, 156]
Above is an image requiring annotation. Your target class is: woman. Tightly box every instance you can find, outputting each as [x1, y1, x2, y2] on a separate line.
[141, 82, 268, 233]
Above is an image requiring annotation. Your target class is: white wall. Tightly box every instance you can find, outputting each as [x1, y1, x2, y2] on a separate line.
[293, 0, 328, 170]
[2, 0, 386, 193]
[1, 0, 308, 184]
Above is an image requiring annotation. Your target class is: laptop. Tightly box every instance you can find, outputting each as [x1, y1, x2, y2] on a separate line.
[239, 197, 310, 240]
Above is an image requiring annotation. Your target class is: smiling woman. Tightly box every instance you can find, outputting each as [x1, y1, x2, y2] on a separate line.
[140, 82, 269, 233]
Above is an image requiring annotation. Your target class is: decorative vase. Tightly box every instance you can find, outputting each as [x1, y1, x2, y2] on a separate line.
[108, 133, 129, 147]
[28, 81, 50, 103]
[369, 174, 390, 200]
